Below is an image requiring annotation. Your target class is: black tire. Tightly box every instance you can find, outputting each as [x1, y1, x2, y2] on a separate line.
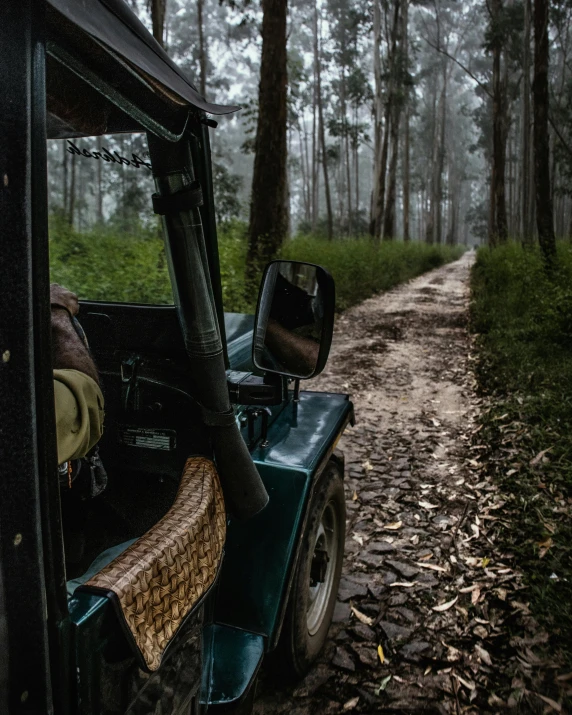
[275, 459, 346, 680]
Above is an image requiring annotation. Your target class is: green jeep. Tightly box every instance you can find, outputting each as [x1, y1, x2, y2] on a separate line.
[0, 1, 354, 713]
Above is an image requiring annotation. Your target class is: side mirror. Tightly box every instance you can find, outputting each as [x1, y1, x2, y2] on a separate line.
[253, 260, 335, 379]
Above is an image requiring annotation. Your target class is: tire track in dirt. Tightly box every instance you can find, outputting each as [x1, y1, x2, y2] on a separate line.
[254, 252, 563, 714]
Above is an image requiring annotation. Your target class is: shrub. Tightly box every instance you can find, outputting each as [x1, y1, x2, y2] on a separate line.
[471, 242, 572, 661]
[49, 215, 464, 314]
[282, 236, 464, 312]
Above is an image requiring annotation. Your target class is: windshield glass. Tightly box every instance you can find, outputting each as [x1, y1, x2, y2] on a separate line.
[47, 133, 173, 304]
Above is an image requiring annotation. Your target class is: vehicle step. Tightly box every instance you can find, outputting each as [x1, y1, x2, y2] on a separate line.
[204, 624, 264, 710]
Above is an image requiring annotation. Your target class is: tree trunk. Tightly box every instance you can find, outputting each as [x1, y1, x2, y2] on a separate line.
[96, 136, 103, 224]
[426, 74, 438, 244]
[490, 0, 508, 245]
[247, 0, 288, 282]
[355, 102, 359, 223]
[312, 0, 319, 230]
[382, 104, 401, 239]
[370, 0, 383, 236]
[521, 0, 535, 243]
[402, 0, 410, 242]
[433, 66, 447, 244]
[150, 0, 167, 47]
[68, 151, 76, 227]
[533, 0, 556, 263]
[317, 19, 333, 240]
[62, 139, 68, 216]
[340, 66, 352, 235]
[303, 120, 313, 225]
[373, 107, 391, 240]
[297, 123, 310, 222]
[197, 0, 207, 96]
[520, 0, 533, 244]
[372, 0, 400, 241]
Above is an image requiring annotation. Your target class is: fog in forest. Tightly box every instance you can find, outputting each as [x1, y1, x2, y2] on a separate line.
[48, 0, 572, 251]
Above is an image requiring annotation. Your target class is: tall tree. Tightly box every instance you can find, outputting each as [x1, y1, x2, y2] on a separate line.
[383, 0, 408, 240]
[246, 0, 289, 281]
[533, 0, 556, 263]
[317, 26, 334, 240]
[197, 0, 207, 96]
[149, 0, 167, 46]
[521, 0, 534, 243]
[371, 0, 383, 235]
[371, 0, 400, 240]
[402, 0, 411, 242]
[489, 0, 509, 245]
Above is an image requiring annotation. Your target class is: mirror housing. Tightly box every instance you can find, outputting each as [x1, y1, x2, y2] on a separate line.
[253, 260, 335, 379]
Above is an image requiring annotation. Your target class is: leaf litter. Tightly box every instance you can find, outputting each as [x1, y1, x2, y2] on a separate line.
[251, 255, 568, 714]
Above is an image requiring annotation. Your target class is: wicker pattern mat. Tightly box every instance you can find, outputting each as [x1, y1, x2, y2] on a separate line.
[86, 456, 226, 671]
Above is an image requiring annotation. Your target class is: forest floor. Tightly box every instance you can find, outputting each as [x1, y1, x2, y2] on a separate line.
[253, 251, 570, 714]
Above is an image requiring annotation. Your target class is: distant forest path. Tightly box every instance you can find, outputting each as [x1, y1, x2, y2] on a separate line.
[255, 251, 562, 714]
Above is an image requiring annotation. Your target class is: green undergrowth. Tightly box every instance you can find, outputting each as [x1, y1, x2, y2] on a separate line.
[49, 215, 464, 312]
[217, 223, 465, 312]
[471, 242, 572, 662]
[282, 235, 464, 312]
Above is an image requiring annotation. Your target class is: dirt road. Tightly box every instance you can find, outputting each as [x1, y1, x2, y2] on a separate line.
[254, 252, 563, 714]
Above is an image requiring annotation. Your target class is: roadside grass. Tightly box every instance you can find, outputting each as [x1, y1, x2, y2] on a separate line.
[281, 234, 464, 312]
[471, 242, 572, 662]
[50, 216, 464, 312]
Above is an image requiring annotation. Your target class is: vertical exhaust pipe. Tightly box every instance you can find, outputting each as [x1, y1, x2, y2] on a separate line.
[147, 132, 268, 520]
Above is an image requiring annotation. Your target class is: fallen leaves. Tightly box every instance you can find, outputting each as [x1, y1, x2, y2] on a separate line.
[389, 581, 417, 588]
[419, 500, 439, 510]
[415, 561, 448, 573]
[475, 644, 492, 666]
[529, 447, 553, 467]
[342, 696, 360, 711]
[350, 604, 374, 626]
[538, 536, 553, 559]
[376, 675, 392, 694]
[530, 692, 562, 713]
[303, 255, 570, 715]
[384, 521, 403, 530]
[432, 596, 459, 612]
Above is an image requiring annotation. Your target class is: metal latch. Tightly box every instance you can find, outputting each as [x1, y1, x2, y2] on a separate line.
[121, 355, 142, 412]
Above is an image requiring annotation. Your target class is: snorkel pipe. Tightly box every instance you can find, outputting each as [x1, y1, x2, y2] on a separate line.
[147, 131, 269, 520]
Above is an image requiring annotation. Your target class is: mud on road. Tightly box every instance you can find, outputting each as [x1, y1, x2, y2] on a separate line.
[254, 252, 565, 714]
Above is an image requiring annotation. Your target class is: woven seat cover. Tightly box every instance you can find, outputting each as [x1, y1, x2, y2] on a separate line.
[85, 456, 226, 671]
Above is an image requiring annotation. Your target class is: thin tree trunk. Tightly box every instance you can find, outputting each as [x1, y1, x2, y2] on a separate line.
[312, 0, 319, 230]
[246, 0, 288, 282]
[370, 0, 383, 235]
[374, 107, 391, 239]
[303, 119, 313, 225]
[197, 0, 207, 96]
[62, 139, 68, 216]
[372, 0, 400, 240]
[354, 102, 359, 223]
[427, 68, 440, 243]
[434, 66, 447, 244]
[522, 0, 534, 242]
[383, 0, 406, 241]
[317, 20, 333, 240]
[150, 0, 167, 47]
[402, 0, 410, 242]
[533, 0, 556, 263]
[490, 0, 508, 245]
[68, 151, 76, 227]
[96, 136, 103, 224]
[383, 105, 401, 239]
[297, 123, 310, 222]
